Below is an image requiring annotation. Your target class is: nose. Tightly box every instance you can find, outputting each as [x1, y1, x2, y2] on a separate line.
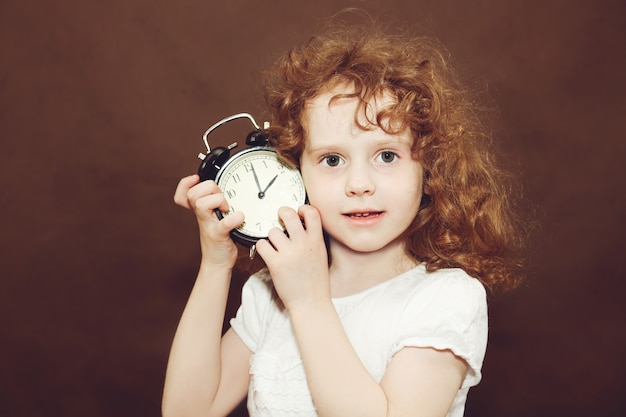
[345, 162, 376, 196]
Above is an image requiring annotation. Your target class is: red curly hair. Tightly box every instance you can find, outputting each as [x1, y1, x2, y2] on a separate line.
[262, 12, 527, 293]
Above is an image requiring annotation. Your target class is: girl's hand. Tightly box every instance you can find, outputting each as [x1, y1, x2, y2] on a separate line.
[174, 174, 244, 269]
[255, 205, 330, 311]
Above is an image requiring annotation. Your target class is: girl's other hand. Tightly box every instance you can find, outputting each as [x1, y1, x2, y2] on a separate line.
[256, 205, 330, 311]
[174, 174, 244, 269]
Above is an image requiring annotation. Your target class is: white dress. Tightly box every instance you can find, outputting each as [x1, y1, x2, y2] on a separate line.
[230, 264, 488, 417]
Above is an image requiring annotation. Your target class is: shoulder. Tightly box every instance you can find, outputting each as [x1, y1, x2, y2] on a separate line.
[348, 265, 486, 318]
[401, 267, 487, 327]
[418, 267, 487, 311]
[390, 266, 487, 314]
[360, 265, 488, 339]
[390, 267, 488, 346]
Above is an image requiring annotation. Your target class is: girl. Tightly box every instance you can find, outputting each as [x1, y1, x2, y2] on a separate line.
[163, 14, 525, 417]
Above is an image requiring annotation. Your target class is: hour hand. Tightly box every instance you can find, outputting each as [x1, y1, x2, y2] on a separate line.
[256, 173, 278, 200]
[261, 175, 279, 196]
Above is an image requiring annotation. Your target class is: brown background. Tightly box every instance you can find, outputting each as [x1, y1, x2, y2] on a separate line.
[1, 0, 625, 416]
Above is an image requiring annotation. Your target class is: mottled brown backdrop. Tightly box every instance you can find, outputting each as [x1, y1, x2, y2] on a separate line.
[1, 0, 625, 416]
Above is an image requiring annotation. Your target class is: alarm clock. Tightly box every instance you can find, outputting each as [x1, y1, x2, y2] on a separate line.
[197, 113, 307, 249]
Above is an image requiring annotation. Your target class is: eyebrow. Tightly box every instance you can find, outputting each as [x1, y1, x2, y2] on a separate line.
[303, 144, 342, 155]
[304, 138, 412, 154]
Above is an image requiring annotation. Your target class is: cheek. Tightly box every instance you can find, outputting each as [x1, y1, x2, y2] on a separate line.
[300, 164, 321, 198]
[303, 179, 328, 207]
[394, 169, 424, 215]
[301, 174, 337, 212]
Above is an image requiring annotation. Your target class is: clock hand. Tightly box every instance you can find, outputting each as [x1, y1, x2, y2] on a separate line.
[250, 163, 263, 198]
[261, 174, 279, 196]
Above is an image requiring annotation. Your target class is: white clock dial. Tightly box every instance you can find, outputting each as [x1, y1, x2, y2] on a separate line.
[215, 147, 307, 239]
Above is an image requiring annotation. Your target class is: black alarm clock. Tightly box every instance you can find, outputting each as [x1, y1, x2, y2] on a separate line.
[197, 113, 307, 250]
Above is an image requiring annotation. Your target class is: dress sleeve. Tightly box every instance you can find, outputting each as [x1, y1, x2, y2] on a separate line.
[391, 269, 488, 389]
[229, 269, 274, 353]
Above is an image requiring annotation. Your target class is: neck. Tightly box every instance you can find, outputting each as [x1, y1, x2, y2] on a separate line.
[328, 239, 418, 298]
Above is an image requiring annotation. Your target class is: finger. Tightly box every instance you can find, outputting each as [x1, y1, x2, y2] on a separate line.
[195, 191, 231, 214]
[219, 210, 245, 232]
[186, 181, 232, 213]
[255, 238, 276, 259]
[277, 206, 305, 238]
[186, 179, 220, 201]
[173, 174, 200, 208]
[267, 225, 291, 249]
[298, 205, 323, 238]
[255, 238, 271, 251]
[193, 193, 228, 219]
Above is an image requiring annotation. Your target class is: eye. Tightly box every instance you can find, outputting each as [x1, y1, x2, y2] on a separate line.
[377, 151, 398, 163]
[321, 154, 344, 167]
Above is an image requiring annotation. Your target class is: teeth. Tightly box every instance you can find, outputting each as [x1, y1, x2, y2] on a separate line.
[351, 212, 373, 217]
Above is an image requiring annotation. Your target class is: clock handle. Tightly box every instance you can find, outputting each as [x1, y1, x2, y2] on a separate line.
[202, 113, 261, 153]
[196, 113, 268, 182]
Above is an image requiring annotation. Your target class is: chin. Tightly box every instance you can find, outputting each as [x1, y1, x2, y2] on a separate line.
[333, 236, 403, 255]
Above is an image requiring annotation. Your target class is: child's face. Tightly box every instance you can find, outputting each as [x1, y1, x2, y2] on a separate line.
[299, 85, 424, 255]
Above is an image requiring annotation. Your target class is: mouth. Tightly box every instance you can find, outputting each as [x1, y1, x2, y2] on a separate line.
[343, 211, 384, 218]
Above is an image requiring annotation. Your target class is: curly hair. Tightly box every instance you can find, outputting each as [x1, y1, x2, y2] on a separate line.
[262, 12, 527, 293]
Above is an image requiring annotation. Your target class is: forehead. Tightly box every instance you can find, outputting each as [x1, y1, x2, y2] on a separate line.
[302, 83, 411, 146]
[303, 83, 396, 124]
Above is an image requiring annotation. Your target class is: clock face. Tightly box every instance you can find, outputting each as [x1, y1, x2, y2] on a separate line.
[215, 146, 307, 243]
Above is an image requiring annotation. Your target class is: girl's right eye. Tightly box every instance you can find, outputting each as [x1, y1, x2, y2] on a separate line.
[321, 154, 344, 167]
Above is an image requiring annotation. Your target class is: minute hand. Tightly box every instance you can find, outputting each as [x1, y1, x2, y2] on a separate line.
[250, 163, 263, 193]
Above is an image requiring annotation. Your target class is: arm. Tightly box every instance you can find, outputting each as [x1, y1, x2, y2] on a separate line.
[162, 175, 252, 417]
[255, 206, 466, 417]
